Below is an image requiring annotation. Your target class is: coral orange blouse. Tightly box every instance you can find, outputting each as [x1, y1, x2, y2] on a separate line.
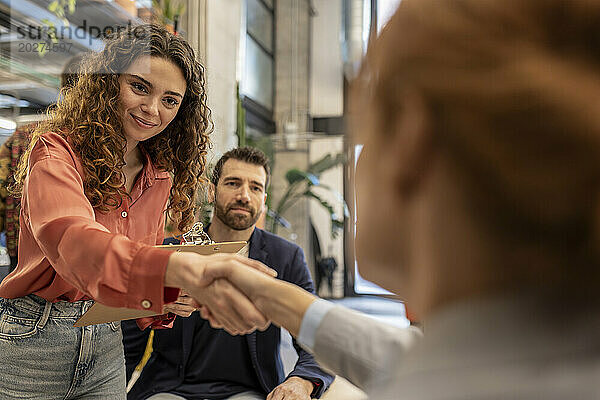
[0, 133, 178, 323]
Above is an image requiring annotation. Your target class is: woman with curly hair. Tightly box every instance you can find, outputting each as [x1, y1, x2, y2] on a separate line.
[0, 24, 271, 399]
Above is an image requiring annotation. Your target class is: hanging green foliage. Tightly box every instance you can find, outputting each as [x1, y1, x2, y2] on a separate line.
[39, 0, 77, 56]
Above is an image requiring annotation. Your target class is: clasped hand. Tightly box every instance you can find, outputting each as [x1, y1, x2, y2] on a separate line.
[166, 252, 277, 335]
[162, 291, 199, 318]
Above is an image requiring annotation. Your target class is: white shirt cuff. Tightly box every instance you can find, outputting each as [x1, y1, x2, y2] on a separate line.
[297, 298, 335, 350]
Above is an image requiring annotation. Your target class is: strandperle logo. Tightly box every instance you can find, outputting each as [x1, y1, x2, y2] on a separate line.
[8, 20, 146, 47]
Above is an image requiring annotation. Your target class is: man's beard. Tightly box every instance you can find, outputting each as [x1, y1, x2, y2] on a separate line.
[214, 200, 260, 231]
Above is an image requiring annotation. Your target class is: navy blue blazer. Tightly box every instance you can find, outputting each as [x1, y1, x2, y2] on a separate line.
[125, 228, 334, 399]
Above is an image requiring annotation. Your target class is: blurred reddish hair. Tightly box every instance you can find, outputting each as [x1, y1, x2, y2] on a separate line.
[353, 0, 600, 297]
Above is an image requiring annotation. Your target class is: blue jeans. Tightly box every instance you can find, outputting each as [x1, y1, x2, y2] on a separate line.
[0, 294, 126, 399]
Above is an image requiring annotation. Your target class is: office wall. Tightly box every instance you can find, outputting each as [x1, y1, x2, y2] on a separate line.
[205, 0, 243, 160]
[180, 0, 241, 161]
[310, 0, 343, 118]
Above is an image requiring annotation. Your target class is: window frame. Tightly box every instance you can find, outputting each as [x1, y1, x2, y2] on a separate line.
[242, 0, 276, 131]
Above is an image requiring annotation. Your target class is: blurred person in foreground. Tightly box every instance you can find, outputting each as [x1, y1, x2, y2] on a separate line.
[205, 0, 600, 398]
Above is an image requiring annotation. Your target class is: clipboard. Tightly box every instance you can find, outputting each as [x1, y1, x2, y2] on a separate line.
[73, 240, 247, 327]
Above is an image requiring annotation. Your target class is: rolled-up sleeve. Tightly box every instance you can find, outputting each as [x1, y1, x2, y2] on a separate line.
[25, 156, 173, 314]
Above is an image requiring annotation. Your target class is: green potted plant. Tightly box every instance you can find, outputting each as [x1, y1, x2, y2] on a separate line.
[152, 0, 186, 33]
[268, 153, 349, 239]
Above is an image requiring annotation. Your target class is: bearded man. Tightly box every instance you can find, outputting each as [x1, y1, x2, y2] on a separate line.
[125, 147, 333, 400]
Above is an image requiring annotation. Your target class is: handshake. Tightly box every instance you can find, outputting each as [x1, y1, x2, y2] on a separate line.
[163, 252, 315, 336]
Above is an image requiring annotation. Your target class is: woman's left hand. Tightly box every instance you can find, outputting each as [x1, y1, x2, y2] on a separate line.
[162, 291, 200, 317]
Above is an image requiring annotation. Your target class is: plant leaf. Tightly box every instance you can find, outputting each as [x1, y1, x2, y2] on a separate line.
[68, 0, 76, 14]
[48, 1, 59, 13]
[308, 153, 345, 175]
[304, 190, 335, 215]
[285, 169, 319, 186]
[331, 219, 344, 238]
[311, 184, 350, 217]
[305, 190, 345, 238]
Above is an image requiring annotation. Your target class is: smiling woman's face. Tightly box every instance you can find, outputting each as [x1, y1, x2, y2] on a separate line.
[117, 55, 187, 147]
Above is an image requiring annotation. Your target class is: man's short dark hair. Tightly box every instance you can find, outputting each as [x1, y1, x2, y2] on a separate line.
[211, 147, 271, 189]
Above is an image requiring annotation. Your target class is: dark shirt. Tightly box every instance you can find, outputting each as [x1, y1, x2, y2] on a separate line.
[169, 313, 263, 399]
[125, 228, 335, 400]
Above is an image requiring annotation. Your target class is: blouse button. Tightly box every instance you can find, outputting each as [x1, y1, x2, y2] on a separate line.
[121, 211, 128, 218]
[141, 299, 152, 309]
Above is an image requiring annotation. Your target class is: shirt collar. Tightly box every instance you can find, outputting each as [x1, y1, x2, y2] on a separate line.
[139, 146, 170, 189]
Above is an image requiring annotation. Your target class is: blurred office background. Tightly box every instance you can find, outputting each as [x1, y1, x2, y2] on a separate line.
[0, 0, 408, 324]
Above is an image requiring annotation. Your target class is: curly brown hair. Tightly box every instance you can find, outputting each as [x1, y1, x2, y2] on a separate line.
[16, 24, 212, 233]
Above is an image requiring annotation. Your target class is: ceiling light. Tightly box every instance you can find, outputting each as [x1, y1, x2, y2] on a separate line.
[0, 117, 17, 131]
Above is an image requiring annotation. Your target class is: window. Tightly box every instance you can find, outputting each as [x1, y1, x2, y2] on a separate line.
[347, 1, 401, 295]
[241, 0, 275, 125]
[243, 36, 273, 110]
[352, 145, 393, 295]
[377, 0, 402, 33]
[247, 0, 273, 52]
